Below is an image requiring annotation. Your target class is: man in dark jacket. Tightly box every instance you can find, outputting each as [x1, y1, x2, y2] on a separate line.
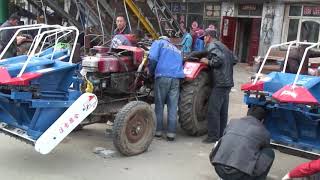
[113, 16, 131, 35]
[0, 14, 22, 58]
[199, 29, 235, 143]
[210, 106, 275, 180]
[284, 44, 320, 75]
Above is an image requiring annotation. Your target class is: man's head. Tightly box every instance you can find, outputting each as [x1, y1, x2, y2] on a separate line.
[116, 16, 127, 31]
[208, 24, 216, 30]
[191, 21, 198, 30]
[247, 106, 267, 121]
[8, 14, 20, 26]
[201, 28, 218, 45]
[299, 44, 309, 50]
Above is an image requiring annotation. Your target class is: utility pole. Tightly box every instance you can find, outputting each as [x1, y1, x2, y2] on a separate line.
[0, 0, 9, 24]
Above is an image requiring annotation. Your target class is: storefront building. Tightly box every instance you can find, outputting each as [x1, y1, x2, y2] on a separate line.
[166, 1, 320, 65]
[165, 0, 221, 31]
[219, 0, 320, 65]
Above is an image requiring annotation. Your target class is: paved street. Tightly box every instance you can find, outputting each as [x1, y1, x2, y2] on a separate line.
[0, 64, 309, 180]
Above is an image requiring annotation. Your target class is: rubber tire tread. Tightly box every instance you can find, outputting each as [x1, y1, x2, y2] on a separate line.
[113, 101, 156, 156]
[179, 72, 210, 136]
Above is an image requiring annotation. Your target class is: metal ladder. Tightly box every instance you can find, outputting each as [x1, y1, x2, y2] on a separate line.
[123, 0, 159, 39]
[146, 0, 183, 37]
[26, 0, 82, 28]
[123, 0, 182, 38]
[26, 0, 113, 37]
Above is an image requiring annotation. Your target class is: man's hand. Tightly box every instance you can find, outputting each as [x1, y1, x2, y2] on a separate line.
[281, 173, 290, 180]
[16, 36, 27, 45]
[200, 57, 209, 65]
[144, 67, 150, 75]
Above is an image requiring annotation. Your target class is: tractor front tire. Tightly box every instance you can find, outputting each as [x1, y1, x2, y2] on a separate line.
[179, 71, 211, 136]
[113, 101, 156, 156]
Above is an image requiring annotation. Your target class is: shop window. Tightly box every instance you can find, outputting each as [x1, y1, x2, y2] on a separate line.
[287, 19, 299, 41]
[285, 5, 320, 43]
[204, 3, 220, 17]
[188, 15, 203, 27]
[167, 1, 221, 28]
[289, 6, 302, 16]
[168, 2, 209, 28]
[171, 2, 187, 13]
[300, 21, 320, 42]
[188, 3, 204, 14]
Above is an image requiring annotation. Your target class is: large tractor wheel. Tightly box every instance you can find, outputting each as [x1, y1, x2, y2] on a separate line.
[113, 101, 156, 156]
[179, 71, 211, 136]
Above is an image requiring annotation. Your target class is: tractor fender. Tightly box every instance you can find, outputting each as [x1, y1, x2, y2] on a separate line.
[183, 62, 208, 81]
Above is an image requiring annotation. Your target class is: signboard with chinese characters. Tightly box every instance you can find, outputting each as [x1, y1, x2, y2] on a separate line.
[240, 4, 257, 11]
[303, 6, 320, 17]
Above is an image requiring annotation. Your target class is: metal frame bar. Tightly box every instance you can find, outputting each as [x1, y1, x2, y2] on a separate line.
[254, 40, 320, 89]
[38, 29, 71, 54]
[14, 26, 79, 77]
[254, 41, 296, 84]
[0, 24, 60, 59]
[293, 41, 320, 87]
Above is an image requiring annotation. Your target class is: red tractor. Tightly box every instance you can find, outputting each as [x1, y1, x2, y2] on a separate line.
[80, 40, 211, 156]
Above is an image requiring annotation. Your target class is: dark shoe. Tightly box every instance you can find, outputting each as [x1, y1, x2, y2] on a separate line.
[167, 136, 175, 141]
[155, 131, 162, 138]
[202, 136, 217, 144]
[166, 132, 175, 141]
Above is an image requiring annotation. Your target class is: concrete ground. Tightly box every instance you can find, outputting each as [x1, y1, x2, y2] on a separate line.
[0, 64, 310, 180]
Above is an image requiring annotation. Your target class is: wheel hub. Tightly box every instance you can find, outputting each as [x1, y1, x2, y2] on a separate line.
[125, 113, 147, 143]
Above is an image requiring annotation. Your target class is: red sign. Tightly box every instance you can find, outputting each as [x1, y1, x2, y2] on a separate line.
[303, 6, 320, 16]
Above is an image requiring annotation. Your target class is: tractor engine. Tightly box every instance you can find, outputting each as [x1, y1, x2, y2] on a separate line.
[81, 46, 144, 95]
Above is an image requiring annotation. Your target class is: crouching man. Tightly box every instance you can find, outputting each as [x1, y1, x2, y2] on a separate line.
[209, 106, 275, 180]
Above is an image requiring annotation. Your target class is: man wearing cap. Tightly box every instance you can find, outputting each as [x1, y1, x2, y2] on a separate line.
[0, 14, 26, 58]
[148, 36, 185, 141]
[199, 29, 235, 143]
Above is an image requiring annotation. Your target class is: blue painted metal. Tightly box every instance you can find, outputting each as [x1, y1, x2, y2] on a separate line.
[243, 71, 320, 154]
[0, 48, 82, 140]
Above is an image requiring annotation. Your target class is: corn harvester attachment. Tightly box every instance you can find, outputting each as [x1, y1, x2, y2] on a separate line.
[0, 24, 97, 154]
[241, 41, 320, 156]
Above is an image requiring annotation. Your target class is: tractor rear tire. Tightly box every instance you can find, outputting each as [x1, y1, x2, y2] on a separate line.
[113, 101, 156, 156]
[179, 71, 211, 136]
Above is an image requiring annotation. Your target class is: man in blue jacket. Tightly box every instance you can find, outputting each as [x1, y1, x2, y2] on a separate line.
[148, 36, 185, 141]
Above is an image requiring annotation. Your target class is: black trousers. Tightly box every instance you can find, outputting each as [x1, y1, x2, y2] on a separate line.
[206, 87, 231, 139]
[214, 148, 275, 180]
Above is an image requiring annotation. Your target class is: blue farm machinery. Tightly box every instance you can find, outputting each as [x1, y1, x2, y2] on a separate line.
[0, 24, 158, 156]
[0, 24, 98, 154]
[242, 41, 320, 156]
[0, 23, 215, 156]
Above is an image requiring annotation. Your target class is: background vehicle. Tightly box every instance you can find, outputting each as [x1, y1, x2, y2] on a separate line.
[0, 24, 213, 156]
[241, 41, 320, 157]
